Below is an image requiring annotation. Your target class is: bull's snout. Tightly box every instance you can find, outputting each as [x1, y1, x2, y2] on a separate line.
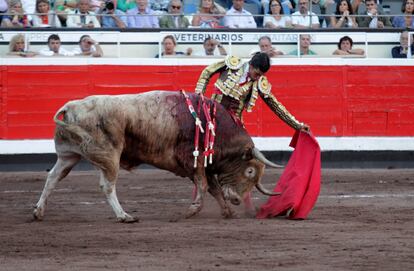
[230, 197, 241, 205]
[223, 186, 242, 206]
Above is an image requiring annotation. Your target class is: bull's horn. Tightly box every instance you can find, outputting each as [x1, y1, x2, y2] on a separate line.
[252, 147, 284, 168]
[255, 183, 281, 196]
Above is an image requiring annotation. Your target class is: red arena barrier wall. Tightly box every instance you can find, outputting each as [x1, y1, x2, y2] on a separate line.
[1, 64, 414, 139]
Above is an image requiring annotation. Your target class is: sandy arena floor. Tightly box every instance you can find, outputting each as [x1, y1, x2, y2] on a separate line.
[0, 168, 413, 271]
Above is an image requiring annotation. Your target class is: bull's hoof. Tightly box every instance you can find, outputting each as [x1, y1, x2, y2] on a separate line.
[117, 215, 139, 223]
[33, 207, 44, 221]
[221, 207, 236, 219]
[185, 203, 202, 219]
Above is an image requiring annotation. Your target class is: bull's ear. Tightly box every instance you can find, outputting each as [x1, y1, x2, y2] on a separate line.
[242, 147, 253, 161]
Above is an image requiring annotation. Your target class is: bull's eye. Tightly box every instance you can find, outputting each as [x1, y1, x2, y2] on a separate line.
[244, 166, 256, 178]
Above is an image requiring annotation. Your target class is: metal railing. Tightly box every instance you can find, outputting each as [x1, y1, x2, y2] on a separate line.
[0, 11, 413, 29]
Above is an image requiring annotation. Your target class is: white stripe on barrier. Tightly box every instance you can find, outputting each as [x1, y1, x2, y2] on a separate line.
[1, 137, 414, 154]
[1, 57, 413, 66]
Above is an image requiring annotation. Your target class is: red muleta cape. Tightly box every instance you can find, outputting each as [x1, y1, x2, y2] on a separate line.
[256, 131, 321, 220]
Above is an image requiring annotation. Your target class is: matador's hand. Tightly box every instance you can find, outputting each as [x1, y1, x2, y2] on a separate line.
[300, 124, 310, 133]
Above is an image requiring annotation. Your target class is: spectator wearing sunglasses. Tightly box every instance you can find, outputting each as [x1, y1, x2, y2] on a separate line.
[159, 0, 189, 28]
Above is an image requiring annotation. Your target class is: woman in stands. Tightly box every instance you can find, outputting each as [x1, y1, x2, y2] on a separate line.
[263, 0, 291, 28]
[329, 0, 358, 28]
[392, 0, 414, 28]
[1, 0, 31, 27]
[155, 35, 192, 58]
[7, 34, 37, 57]
[32, 0, 62, 27]
[332, 36, 364, 56]
[191, 0, 226, 28]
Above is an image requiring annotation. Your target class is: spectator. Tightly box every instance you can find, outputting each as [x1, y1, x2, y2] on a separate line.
[357, 0, 391, 28]
[392, 0, 414, 28]
[66, 0, 101, 28]
[223, 0, 257, 28]
[332, 36, 364, 56]
[127, 0, 159, 28]
[263, 0, 292, 28]
[253, 36, 284, 57]
[72, 34, 103, 57]
[7, 34, 37, 57]
[192, 0, 226, 28]
[38, 34, 76, 56]
[32, 0, 62, 27]
[0, 0, 8, 25]
[1, 0, 31, 27]
[193, 37, 227, 56]
[262, 0, 294, 15]
[155, 35, 192, 58]
[289, 34, 317, 56]
[100, 1, 127, 28]
[116, 0, 136, 12]
[291, 0, 320, 28]
[329, 0, 357, 28]
[159, 0, 189, 28]
[392, 31, 414, 58]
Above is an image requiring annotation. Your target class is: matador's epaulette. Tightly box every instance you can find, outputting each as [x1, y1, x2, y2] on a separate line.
[225, 55, 243, 70]
[257, 76, 272, 97]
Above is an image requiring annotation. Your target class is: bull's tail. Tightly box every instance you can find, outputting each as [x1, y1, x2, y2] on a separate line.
[53, 104, 116, 174]
[53, 104, 93, 151]
[53, 105, 69, 127]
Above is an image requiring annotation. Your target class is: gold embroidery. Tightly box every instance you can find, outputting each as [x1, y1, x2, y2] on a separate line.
[257, 76, 272, 97]
[225, 55, 243, 70]
[194, 57, 304, 130]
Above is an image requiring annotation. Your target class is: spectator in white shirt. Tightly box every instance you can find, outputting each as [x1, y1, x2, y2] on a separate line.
[291, 0, 320, 28]
[72, 34, 103, 57]
[66, 0, 101, 28]
[39, 34, 75, 56]
[223, 0, 257, 28]
[194, 37, 227, 56]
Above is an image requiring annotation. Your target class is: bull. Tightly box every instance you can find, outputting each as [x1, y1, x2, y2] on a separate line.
[33, 91, 280, 222]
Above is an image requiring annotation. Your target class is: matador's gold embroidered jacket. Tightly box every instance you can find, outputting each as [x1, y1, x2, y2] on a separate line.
[195, 56, 304, 130]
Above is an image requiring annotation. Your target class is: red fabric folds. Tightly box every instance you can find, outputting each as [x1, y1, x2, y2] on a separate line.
[256, 131, 321, 220]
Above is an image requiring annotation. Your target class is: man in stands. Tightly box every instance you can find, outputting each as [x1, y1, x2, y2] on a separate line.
[72, 34, 103, 57]
[159, 0, 189, 28]
[100, 0, 127, 28]
[38, 34, 75, 56]
[66, 0, 101, 28]
[193, 37, 227, 56]
[289, 34, 317, 56]
[256, 36, 284, 57]
[223, 0, 257, 28]
[127, 0, 159, 28]
[392, 31, 414, 58]
[357, 0, 392, 28]
[291, 0, 320, 28]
